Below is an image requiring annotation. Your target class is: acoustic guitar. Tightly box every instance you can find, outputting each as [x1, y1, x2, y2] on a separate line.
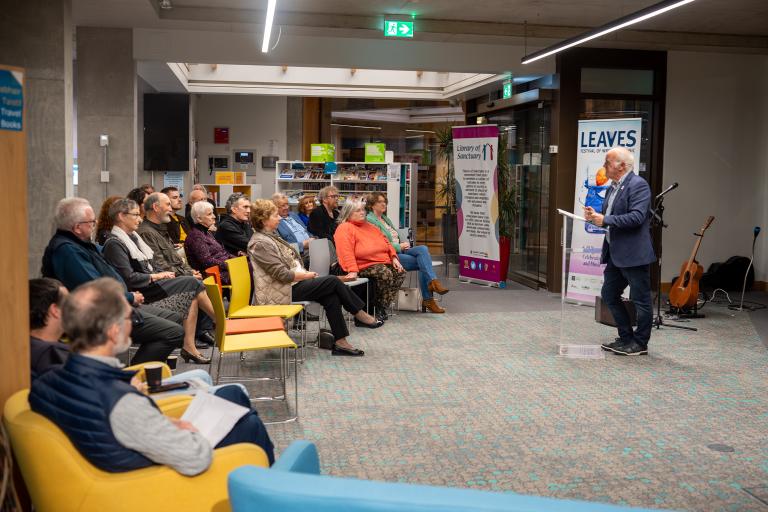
[668, 216, 715, 309]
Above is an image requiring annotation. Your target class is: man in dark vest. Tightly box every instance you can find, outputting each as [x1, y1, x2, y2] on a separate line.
[29, 277, 275, 475]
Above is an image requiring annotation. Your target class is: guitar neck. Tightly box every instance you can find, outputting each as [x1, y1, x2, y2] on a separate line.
[686, 236, 703, 268]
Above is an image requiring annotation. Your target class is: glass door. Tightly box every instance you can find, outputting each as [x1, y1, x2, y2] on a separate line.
[486, 105, 551, 288]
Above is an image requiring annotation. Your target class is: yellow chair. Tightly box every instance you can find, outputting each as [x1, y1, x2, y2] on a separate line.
[204, 278, 299, 423]
[226, 255, 307, 361]
[226, 256, 304, 321]
[3, 389, 269, 512]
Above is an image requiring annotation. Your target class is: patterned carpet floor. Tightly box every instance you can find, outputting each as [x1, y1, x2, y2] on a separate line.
[198, 293, 768, 511]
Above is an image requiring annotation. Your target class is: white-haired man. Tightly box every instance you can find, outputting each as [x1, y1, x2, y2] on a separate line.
[41, 197, 185, 364]
[584, 147, 656, 356]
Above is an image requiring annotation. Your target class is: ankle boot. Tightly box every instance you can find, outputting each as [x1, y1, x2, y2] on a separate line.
[428, 279, 450, 295]
[421, 298, 445, 314]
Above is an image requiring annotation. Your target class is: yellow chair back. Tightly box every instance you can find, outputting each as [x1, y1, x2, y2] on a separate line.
[203, 276, 227, 349]
[226, 256, 252, 313]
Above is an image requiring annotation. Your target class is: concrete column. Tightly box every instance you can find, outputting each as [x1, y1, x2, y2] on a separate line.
[76, 27, 136, 209]
[0, 0, 73, 276]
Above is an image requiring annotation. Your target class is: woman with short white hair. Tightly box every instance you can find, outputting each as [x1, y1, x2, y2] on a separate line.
[184, 200, 237, 284]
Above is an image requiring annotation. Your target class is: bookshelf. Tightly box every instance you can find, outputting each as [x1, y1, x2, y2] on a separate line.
[275, 161, 414, 229]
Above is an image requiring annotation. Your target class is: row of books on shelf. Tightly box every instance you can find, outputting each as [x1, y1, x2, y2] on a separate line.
[279, 169, 388, 181]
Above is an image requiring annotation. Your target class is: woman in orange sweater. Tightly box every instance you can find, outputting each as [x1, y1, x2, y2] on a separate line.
[334, 198, 405, 320]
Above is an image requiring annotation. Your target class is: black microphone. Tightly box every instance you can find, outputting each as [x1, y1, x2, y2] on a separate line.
[754, 226, 761, 239]
[655, 182, 679, 200]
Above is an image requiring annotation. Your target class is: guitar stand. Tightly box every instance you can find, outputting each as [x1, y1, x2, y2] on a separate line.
[665, 303, 706, 320]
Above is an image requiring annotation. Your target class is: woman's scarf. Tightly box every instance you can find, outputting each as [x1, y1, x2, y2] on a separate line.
[111, 225, 154, 271]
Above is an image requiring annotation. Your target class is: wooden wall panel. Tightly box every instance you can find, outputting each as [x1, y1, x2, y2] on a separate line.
[301, 97, 320, 160]
[0, 64, 29, 409]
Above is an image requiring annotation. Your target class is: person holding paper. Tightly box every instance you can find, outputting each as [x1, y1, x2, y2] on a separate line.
[29, 277, 275, 475]
[583, 147, 656, 356]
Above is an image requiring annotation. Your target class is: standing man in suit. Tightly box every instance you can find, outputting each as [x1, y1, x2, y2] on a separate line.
[584, 147, 656, 356]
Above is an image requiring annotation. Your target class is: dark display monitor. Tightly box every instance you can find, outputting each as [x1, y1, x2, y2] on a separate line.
[143, 93, 189, 171]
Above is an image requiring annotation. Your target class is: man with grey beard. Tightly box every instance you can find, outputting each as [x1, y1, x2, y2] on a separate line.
[138, 192, 201, 278]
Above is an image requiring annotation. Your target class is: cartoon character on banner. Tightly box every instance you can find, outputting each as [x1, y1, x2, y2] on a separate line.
[579, 166, 609, 234]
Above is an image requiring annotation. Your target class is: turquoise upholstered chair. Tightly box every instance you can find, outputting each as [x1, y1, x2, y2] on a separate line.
[229, 441, 665, 512]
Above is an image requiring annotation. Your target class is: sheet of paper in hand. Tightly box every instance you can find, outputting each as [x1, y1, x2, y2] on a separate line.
[181, 391, 249, 447]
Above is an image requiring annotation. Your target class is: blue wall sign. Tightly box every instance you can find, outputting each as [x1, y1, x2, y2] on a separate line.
[0, 70, 23, 132]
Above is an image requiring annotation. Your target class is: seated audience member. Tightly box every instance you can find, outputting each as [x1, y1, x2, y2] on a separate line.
[365, 192, 449, 314]
[127, 187, 149, 217]
[185, 188, 208, 227]
[307, 185, 340, 241]
[140, 183, 155, 195]
[248, 199, 381, 356]
[42, 197, 184, 364]
[160, 186, 190, 244]
[334, 198, 406, 320]
[29, 278, 70, 377]
[28, 277, 238, 400]
[185, 200, 236, 284]
[215, 193, 253, 255]
[297, 195, 315, 227]
[96, 195, 122, 245]
[102, 198, 213, 365]
[29, 277, 275, 474]
[272, 193, 315, 258]
[138, 192, 201, 278]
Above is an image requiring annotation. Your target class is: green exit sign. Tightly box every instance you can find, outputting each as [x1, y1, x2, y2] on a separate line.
[384, 20, 414, 38]
[502, 80, 512, 99]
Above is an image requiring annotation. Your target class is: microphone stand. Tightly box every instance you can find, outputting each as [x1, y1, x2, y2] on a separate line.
[729, 230, 760, 312]
[650, 189, 697, 332]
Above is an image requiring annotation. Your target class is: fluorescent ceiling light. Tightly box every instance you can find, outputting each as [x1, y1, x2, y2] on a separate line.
[522, 0, 696, 64]
[261, 0, 277, 53]
[330, 123, 382, 130]
[405, 129, 436, 134]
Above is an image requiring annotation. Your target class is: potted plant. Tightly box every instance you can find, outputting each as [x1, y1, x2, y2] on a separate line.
[497, 134, 518, 281]
[435, 126, 459, 255]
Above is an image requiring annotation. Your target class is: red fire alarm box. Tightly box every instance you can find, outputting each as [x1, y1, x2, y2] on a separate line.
[214, 127, 229, 144]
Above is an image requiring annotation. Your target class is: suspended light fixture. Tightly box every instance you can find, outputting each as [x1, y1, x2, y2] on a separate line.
[521, 0, 696, 64]
[262, 0, 277, 53]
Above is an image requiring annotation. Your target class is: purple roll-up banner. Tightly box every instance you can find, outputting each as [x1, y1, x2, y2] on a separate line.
[452, 125, 502, 286]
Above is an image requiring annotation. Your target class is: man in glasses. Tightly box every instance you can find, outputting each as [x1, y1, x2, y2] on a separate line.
[41, 197, 185, 364]
[307, 185, 341, 242]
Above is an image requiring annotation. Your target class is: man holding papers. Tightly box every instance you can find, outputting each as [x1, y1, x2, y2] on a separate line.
[30, 277, 274, 475]
[584, 147, 656, 356]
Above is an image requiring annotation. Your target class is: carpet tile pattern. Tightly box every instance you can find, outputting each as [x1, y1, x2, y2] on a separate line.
[207, 300, 768, 511]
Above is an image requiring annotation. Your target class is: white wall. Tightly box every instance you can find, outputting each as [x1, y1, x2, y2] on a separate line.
[662, 51, 768, 283]
[195, 94, 288, 199]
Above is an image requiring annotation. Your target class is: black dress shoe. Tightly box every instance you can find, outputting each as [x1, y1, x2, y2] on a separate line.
[196, 330, 216, 346]
[331, 344, 364, 356]
[612, 341, 648, 356]
[354, 318, 384, 329]
[376, 310, 388, 322]
[601, 338, 624, 352]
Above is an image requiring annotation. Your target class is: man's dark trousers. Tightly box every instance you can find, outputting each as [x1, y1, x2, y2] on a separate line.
[601, 248, 653, 347]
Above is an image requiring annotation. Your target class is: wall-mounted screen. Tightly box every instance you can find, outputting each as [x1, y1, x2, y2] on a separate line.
[144, 93, 189, 171]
